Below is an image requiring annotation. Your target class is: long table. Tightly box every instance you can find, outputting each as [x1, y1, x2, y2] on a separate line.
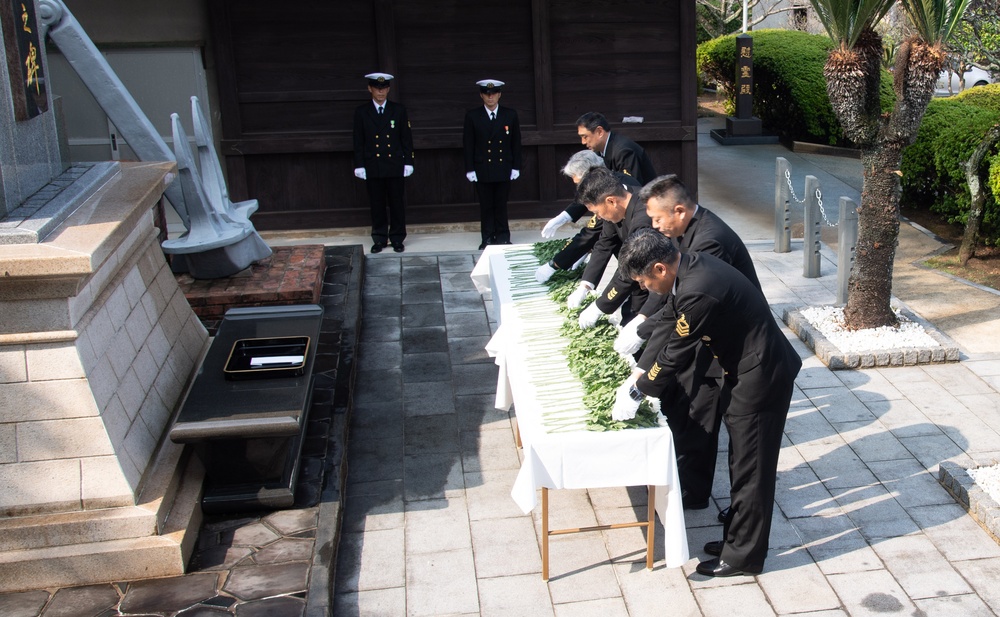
[471, 246, 690, 578]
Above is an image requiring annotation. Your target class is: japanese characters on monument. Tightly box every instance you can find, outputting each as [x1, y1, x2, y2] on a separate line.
[2, 0, 48, 120]
[735, 33, 753, 121]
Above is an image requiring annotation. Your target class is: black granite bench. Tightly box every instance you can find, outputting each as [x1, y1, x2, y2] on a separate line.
[170, 304, 324, 513]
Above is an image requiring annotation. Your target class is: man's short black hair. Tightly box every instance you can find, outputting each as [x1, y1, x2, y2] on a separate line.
[618, 228, 679, 280]
[575, 166, 627, 207]
[575, 111, 611, 132]
[637, 174, 695, 210]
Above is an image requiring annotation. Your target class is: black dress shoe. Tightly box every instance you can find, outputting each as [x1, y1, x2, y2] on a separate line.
[682, 494, 709, 510]
[371, 243, 385, 254]
[718, 506, 730, 523]
[696, 558, 755, 577]
[704, 540, 723, 556]
[392, 244, 405, 253]
[478, 242, 488, 250]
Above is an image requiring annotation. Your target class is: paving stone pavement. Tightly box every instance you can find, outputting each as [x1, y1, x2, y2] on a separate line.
[333, 243, 1000, 617]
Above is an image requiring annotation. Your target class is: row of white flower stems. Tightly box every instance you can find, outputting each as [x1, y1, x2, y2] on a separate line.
[501, 247, 593, 433]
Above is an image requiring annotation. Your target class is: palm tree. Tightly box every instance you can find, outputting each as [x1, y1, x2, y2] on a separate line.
[809, 0, 969, 328]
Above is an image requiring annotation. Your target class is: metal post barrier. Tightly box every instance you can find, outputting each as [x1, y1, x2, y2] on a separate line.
[837, 197, 858, 305]
[774, 157, 791, 253]
[803, 175, 821, 278]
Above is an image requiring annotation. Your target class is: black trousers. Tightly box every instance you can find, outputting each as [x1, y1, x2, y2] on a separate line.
[368, 176, 406, 246]
[720, 375, 794, 572]
[476, 181, 511, 244]
[658, 347, 724, 503]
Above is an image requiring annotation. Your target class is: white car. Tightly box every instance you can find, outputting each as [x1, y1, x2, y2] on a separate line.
[936, 65, 992, 95]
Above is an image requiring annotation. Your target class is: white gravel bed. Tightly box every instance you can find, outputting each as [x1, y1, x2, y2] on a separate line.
[968, 463, 1000, 505]
[799, 305, 939, 353]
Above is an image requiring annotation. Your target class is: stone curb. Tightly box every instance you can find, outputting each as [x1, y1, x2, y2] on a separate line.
[305, 246, 364, 617]
[939, 461, 1000, 544]
[779, 301, 961, 370]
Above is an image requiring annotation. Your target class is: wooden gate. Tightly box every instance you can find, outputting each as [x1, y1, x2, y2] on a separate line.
[208, 0, 697, 231]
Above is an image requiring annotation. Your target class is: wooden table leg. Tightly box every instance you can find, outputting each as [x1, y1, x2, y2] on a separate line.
[647, 485, 655, 570]
[541, 487, 549, 580]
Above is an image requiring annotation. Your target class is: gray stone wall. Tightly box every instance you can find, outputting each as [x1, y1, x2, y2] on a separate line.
[0, 206, 207, 516]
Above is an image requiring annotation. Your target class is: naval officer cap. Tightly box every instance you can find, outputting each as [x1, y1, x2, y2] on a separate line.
[477, 79, 505, 94]
[366, 72, 394, 87]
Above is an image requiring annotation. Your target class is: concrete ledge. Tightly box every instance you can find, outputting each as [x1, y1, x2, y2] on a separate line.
[780, 302, 962, 370]
[710, 128, 780, 145]
[939, 461, 1000, 544]
[791, 141, 861, 159]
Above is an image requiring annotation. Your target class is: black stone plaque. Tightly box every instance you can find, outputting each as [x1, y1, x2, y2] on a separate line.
[735, 33, 753, 121]
[1, 0, 48, 120]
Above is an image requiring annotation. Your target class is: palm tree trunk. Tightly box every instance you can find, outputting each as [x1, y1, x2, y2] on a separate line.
[843, 143, 903, 328]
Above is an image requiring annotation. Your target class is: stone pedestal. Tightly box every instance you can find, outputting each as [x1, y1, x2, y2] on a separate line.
[0, 162, 208, 591]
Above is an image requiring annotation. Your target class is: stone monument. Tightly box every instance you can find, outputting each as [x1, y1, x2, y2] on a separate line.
[0, 0, 207, 591]
[710, 33, 779, 145]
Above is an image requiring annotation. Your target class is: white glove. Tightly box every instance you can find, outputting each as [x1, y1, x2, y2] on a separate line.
[613, 315, 647, 355]
[511, 169, 520, 180]
[578, 302, 604, 329]
[467, 171, 478, 182]
[542, 211, 573, 238]
[535, 262, 557, 284]
[566, 282, 595, 308]
[354, 167, 367, 180]
[612, 378, 642, 421]
[404, 165, 414, 177]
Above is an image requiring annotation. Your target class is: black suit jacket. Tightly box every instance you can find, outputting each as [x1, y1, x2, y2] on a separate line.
[581, 191, 653, 314]
[637, 252, 801, 413]
[353, 100, 414, 178]
[463, 105, 522, 183]
[636, 206, 763, 370]
[603, 132, 657, 185]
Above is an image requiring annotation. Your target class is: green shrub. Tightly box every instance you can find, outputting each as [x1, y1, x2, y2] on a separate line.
[901, 85, 1000, 243]
[697, 29, 893, 146]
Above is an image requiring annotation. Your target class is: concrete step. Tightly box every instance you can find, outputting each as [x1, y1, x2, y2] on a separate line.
[0, 535, 189, 592]
[0, 440, 205, 592]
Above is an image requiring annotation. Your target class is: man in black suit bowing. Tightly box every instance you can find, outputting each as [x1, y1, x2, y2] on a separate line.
[353, 72, 414, 253]
[464, 79, 522, 250]
[613, 228, 801, 578]
[576, 112, 656, 185]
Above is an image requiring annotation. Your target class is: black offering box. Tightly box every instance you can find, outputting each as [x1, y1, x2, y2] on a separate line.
[170, 305, 323, 512]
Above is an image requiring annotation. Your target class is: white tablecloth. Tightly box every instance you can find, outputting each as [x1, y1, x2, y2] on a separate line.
[476, 248, 690, 568]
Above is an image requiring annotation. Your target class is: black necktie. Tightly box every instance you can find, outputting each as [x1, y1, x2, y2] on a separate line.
[378, 106, 383, 115]
[490, 112, 495, 121]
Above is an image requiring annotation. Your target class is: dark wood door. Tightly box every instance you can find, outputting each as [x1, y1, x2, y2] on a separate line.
[208, 0, 697, 231]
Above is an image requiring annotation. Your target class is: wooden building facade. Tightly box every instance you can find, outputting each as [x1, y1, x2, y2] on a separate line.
[208, 0, 697, 231]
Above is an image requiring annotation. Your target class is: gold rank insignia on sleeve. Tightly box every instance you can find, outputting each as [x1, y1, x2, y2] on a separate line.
[587, 215, 598, 228]
[648, 362, 661, 380]
[623, 169, 632, 175]
[607, 287, 618, 300]
[675, 313, 690, 336]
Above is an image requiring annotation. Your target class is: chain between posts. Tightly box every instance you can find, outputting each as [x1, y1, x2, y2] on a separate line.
[785, 169, 836, 227]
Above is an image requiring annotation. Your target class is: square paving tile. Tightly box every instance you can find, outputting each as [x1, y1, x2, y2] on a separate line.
[445, 311, 492, 337]
[403, 381, 457, 416]
[402, 326, 449, 354]
[402, 282, 443, 305]
[402, 352, 452, 382]
[402, 302, 445, 327]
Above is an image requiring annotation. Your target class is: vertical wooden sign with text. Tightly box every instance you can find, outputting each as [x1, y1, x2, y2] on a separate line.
[2, 0, 48, 120]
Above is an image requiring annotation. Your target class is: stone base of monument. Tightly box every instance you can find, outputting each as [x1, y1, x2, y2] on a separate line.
[710, 116, 780, 145]
[0, 162, 208, 592]
[174, 245, 327, 335]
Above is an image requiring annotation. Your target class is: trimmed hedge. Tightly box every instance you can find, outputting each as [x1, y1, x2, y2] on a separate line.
[697, 29, 893, 146]
[901, 84, 1000, 243]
